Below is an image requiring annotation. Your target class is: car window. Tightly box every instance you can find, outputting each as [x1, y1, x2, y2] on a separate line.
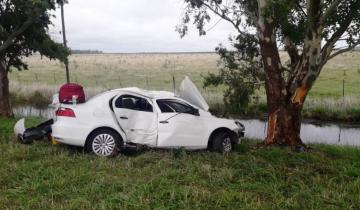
[157, 100, 193, 114]
[115, 95, 153, 112]
[157, 100, 175, 113]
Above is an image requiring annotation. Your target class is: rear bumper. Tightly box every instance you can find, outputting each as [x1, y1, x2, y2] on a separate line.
[51, 119, 88, 147]
[15, 119, 54, 144]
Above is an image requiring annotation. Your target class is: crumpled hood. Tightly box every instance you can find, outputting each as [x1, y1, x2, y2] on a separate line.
[179, 76, 209, 111]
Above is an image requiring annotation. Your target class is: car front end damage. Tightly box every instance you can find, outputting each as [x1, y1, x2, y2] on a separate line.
[234, 120, 245, 139]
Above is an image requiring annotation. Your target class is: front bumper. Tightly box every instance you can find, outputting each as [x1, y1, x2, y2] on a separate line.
[234, 120, 245, 138]
[238, 130, 245, 138]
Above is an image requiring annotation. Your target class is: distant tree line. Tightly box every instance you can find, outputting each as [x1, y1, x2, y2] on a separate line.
[71, 49, 103, 54]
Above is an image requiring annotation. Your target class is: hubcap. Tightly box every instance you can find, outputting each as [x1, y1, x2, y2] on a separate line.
[222, 137, 232, 152]
[92, 134, 116, 156]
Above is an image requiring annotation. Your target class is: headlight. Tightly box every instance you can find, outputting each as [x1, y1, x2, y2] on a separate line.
[235, 121, 245, 131]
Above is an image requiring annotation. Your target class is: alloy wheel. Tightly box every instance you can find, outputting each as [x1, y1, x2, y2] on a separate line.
[92, 134, 116, 156]
[222, 137, 232, 152]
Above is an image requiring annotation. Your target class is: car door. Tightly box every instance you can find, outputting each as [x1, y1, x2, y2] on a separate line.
[112, 94, 157, 145]
[156, 99, 207, 148]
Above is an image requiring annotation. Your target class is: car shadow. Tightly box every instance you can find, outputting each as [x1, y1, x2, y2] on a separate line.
[63, 145, 86, 155]
[120, 147, 149, 157]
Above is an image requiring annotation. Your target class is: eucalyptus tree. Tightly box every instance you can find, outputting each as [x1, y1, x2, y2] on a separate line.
[0, 0, 69, 117]
[178, 0, 360, 149]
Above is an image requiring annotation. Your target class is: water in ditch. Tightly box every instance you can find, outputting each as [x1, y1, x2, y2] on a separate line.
[13, 106, 360, 146]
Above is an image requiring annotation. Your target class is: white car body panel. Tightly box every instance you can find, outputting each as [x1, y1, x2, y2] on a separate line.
[157, 112, 207, 148]
[52, 91, 126, 146]
[112, 94, 158, 145]
[50, 78, 244, 149]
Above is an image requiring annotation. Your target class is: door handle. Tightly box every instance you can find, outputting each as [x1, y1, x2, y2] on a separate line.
[120, 116, 128, 120]
[159, 120, 169, 124]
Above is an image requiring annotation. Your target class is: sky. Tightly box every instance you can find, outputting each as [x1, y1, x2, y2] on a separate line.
[50, 0, 235, 53]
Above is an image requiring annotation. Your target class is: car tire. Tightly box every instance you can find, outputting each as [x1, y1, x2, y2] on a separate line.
[211, 132, 233, 153]
[86, 129, 123, 157]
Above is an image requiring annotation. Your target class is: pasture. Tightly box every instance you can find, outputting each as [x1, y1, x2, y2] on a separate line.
[8, 52, 360, 120]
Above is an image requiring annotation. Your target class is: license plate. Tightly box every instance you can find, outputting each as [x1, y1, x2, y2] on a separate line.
[51, 137, 59, 145]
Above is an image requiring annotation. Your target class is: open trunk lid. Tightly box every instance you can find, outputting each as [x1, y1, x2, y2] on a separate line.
[179, 76, 209, 111]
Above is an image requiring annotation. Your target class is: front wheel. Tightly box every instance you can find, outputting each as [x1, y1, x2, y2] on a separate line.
[211, 132, 233, 153]
[86, 129, 122, 157]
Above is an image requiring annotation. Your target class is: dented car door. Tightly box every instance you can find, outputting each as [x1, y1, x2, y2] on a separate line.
[112, 94, 158, 145]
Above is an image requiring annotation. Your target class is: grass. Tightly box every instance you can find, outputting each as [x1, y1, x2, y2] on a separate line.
[7, 52, 360, 121]
[1, 117, 360, 209]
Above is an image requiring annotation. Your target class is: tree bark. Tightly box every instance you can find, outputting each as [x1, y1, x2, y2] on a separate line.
[0, 60, 13, 117]
[264, 102, 304, 147]
[257, 0, 306, 148]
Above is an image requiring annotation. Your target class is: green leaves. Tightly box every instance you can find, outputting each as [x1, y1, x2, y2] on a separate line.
[0, 0, 70, 71]
[203, 34, 263, 114]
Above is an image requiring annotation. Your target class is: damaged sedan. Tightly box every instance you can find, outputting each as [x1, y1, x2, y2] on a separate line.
[15, 77, 245, 156]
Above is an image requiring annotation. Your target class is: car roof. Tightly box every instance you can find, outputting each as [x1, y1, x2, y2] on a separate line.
[108, 87, 177, 99]
[87, 87, 202, 110]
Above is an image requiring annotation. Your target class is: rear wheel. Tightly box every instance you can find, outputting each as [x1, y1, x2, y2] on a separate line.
[211, 132, 233, 153]
[86, 129, 122, 157]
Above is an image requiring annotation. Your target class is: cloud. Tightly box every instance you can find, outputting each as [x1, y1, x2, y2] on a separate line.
[50, 0, 235, 53]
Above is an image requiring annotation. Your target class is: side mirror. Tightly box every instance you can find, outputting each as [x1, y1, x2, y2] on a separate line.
[193, 108, 200, 116]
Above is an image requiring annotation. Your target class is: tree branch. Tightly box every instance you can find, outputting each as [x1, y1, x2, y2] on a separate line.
[0, 18, 33, 53]
[284, 37, 300, 68]
[322, 0, 341, 22]
[328, 39, 360, 60]
[0, 24, 6, 34]
[295, 1, 307, 17]
[195, 0, 245, 35]
[320, 1, 360, 65]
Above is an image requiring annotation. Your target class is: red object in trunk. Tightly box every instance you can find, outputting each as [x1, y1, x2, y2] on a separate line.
[59, 83, 85, 104]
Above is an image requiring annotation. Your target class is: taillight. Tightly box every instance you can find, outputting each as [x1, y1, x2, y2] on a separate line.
[56, 107, 76, 117]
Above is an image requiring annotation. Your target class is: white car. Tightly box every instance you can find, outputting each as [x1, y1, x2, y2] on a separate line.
[16, 77, 245, 156]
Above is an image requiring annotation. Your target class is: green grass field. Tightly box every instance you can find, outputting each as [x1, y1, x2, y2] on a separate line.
[1, 117, 360, 209]
[9, 52, 360, 96]
[7, 52, 360, 121]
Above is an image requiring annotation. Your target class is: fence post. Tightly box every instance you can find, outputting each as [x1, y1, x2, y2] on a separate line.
[343, 79, 345, 97]
[173, 75, 176, 94]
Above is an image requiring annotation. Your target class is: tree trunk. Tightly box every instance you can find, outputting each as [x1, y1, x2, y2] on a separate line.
[0, 61, 13, 117]
[264, 102, 304, 148]
[262, 85, 307, 149]
[260, 0, 322, 149]
[257, 0, 306, 148]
